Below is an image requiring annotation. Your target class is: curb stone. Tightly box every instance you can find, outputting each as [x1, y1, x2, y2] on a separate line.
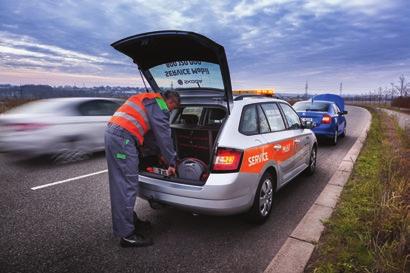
[264, 107, 372, 273]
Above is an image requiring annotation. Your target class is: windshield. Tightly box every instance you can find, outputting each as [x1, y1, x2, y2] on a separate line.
[149, 61, 224, 90]
[293, 101, 330, 112]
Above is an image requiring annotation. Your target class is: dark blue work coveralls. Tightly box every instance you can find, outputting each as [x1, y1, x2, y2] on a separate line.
[104, 98, 176, 237]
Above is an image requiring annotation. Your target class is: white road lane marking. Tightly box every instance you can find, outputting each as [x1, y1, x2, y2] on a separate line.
[31, 169, 108, 190]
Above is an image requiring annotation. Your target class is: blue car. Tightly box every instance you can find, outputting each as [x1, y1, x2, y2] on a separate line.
[293, 94, 348, 145]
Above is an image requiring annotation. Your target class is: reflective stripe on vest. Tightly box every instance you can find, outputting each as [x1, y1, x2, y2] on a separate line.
[112, 112, 145, 136]
[108, 93, 162, 144]
[125, 100, 150, 130]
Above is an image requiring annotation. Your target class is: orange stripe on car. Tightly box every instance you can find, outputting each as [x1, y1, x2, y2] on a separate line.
[240, 139, 295, 173]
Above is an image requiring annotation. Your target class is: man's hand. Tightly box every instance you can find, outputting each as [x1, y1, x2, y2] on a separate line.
[166, 166, 176, 177]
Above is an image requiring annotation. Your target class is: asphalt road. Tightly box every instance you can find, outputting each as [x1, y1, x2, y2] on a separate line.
[0, 106, 370, 273]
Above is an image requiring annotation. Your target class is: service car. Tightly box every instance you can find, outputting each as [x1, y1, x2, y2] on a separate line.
[112, 31, 317, 223]
[293, 94, 348, 145]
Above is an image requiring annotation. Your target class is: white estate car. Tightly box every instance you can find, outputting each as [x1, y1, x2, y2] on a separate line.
[0, 97, 123, 161]
[112, 31, 317, 223]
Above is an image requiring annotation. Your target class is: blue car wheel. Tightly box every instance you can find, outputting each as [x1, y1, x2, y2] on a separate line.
[331, 129, 338, 145]
[340, 125, 346, 138]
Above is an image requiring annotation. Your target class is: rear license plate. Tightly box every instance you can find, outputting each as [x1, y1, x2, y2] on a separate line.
[301, 118, 313, 122]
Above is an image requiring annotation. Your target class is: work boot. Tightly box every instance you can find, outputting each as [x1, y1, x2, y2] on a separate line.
[133, 212, 152, 231]
[120, 233, 153, 248]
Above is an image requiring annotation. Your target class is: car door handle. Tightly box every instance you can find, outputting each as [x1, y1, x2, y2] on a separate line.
[273, 144, 282, 151]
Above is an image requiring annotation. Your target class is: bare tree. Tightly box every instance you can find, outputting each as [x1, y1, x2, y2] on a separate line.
[378, 87, 383, 104]
[393, 74, 409, 97]
[390, 83, 398, 99]
[383, 87, 390, 105]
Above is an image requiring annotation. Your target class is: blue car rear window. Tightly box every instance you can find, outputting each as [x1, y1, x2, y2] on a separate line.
[293, 102, 330, 112]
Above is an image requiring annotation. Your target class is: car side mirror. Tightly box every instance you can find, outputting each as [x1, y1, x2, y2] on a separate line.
[302, 120, 316, 129]
[338, 110, 348, 115]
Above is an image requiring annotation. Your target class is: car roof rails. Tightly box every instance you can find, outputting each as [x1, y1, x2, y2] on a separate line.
[233, 94, 281, 101]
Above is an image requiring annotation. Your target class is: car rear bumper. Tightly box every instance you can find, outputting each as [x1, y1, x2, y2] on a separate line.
[138, 172, 260, 215]
[312, 124, 336, 137]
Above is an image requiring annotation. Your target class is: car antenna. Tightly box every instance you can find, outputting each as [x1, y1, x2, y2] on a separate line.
[138, 68, 149, 92]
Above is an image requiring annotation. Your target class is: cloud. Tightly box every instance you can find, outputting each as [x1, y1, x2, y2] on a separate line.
[0, 31, 130, 74]
[0, 0, 409, 93]
[0, 67, 142, 87]
[303, 0, 397, 16]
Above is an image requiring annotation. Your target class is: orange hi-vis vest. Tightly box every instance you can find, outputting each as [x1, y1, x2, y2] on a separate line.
[109, 93, 162, 145]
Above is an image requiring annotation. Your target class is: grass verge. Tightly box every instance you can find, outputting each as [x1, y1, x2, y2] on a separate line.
[305, 108, 409, 273]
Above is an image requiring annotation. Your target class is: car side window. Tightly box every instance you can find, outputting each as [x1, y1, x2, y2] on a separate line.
[239, 104, 258, 135]
[334, 104, 341, 114]
[79, 100, 120, 116]
[257, 105, 270, 133]
[280, 103, 302, 129]
[261, 103, 286, 131]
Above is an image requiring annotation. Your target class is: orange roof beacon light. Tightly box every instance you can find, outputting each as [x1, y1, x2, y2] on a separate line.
[233, 89, 275, 97]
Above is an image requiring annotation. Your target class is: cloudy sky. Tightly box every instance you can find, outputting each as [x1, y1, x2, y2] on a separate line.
[0, 0, 409, 93]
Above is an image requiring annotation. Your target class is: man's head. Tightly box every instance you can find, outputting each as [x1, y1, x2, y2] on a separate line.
[162, 90, 181, 111]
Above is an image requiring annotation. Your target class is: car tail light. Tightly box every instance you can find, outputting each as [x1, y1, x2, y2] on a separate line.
[7, 123, 48, 131]
[212, 148, 243, 172]
[321, 114, 332, 124]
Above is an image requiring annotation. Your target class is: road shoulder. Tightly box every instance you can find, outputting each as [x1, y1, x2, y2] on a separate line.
[379, 107, 409, 132]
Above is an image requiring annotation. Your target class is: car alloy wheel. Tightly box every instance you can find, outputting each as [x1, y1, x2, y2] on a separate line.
[246, 172, 275, 224]
[309, 148, 317, 169]
[304, 146, 317, 176]
[259, 178, 273, 217]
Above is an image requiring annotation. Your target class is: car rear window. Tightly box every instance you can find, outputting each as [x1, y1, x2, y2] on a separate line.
[293, 101, 330, 112]
[149, 61, 224, 91]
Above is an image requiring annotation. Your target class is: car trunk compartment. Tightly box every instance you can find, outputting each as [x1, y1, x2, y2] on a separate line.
[173, 125, 219, 165]
[139, 106, 226, 184]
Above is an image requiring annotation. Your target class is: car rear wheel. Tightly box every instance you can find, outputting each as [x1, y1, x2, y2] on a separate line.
[304, 146, 317, 176]
[340, 126, 346, 137]
[330, 130, 338, 145]
[246, 172, 275, 224]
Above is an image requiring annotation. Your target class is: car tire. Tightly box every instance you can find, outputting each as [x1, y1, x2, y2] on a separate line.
[304, 145, 317, 176]
[245, 172, 275, 224]
[330, 130, 338, 145]
[340, 126, 346, 138]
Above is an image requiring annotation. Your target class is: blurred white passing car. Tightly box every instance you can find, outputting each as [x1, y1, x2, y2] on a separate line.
[0, 97, 123, 161]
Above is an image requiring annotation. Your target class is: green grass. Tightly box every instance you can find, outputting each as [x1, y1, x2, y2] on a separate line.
[306, 109, 409, 273]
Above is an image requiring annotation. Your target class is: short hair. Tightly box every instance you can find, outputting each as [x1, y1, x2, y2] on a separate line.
[162, 90, 181, 106]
